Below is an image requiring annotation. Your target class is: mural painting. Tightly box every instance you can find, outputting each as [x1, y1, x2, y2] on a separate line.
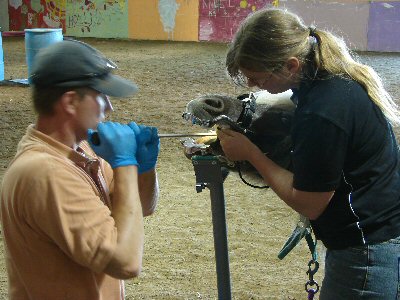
[65, 0, 128, 38]
[199, 0, 277, 42]
[5, 0, 400, 52]
[8, 0, 66, 31]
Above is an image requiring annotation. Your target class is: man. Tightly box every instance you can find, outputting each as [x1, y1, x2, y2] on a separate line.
[0, 39, 160, 299]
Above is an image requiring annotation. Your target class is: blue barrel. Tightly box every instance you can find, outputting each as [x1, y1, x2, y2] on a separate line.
[24, 28, 63, 81]
[0, 32, 4, 81]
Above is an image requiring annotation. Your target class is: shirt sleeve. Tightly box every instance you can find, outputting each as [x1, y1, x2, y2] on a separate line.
[292, 113, 348, 192]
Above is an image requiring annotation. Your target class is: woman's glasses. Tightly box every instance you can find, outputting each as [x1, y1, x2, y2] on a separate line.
[244, 72, 274, 88]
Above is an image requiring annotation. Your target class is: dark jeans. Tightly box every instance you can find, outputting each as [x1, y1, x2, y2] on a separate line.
[320, 236, 400, 300]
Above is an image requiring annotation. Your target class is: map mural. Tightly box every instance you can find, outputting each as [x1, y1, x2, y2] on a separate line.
[158, 0, 181, 40]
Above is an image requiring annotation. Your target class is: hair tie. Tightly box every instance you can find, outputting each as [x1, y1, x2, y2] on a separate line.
[309, 25, 317, 37]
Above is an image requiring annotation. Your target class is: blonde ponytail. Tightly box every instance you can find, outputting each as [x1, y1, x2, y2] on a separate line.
[313, 30, 400, 126]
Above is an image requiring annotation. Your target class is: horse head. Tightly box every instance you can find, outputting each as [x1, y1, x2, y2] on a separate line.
[183, 90, 295, 172]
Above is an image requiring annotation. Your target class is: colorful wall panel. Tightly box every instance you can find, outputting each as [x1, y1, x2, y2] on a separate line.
[0, 1, 10, 31]
[280, 0, 369, 51]
[65, 0, 128, 38]
[199, 0, 277, 42]
[129, 0, 199, 41]
[5, 0, 400, 52]
[8, 0, 66, 30]
[367, 1, 400, 52]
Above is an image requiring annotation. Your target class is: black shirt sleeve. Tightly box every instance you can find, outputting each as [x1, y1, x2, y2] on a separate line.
[292, 113, 348, 192]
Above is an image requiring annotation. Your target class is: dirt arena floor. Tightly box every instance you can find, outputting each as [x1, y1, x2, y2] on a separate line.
[0, 37, 399, 299]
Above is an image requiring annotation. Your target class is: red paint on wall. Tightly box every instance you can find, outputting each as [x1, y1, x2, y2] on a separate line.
[199, 0, 274, 42]
[9, 0, 65, 32]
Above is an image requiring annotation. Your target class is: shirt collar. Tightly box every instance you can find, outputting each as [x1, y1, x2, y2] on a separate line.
[25, 124, 94, 164]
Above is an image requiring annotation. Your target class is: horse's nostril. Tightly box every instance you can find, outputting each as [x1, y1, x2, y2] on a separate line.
[204, 99, 223, 109]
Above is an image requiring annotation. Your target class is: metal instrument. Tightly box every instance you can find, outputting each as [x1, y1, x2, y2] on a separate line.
[90, 131, 216, 145]
[158, 132, 216, 138]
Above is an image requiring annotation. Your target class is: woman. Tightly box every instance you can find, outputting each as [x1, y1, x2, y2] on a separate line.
[218, 7, 400, 299]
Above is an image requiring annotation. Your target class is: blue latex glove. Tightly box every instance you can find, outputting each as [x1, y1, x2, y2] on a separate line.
[88, 122, 139, 169]
[128, 122, 160, 174]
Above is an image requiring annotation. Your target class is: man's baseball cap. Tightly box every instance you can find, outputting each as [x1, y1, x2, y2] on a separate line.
[29, 39, 138, 97]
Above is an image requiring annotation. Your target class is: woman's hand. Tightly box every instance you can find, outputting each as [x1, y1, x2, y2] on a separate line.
[217, 128, 260, 162]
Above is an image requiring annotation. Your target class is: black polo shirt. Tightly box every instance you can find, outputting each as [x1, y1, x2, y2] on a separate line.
[291, 76, 400, 249]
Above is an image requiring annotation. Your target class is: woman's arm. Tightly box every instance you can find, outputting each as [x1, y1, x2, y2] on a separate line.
[217, 129, 333, 219]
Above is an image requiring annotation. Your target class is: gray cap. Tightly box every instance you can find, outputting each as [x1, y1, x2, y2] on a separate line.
[29, 39, 138, 97]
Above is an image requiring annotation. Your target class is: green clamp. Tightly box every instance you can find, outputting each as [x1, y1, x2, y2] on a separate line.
[278, 216, 317, 260]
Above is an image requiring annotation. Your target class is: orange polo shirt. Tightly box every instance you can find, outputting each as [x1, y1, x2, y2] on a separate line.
[0, 125, 124, 300]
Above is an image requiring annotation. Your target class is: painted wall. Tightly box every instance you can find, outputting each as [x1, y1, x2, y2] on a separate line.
[8, 0, 66, 30]
[5, 0, 400, 52]
[280, 0, 369, 51]
[129, 0, 198, 41]
[199, 0, 277, 42]
[66, 0, 128, 38]
[0, 0, 10, 31]
[368, 1, 400, 52]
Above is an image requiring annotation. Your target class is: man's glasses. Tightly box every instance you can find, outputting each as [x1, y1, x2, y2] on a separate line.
[96, 94, 113, 121]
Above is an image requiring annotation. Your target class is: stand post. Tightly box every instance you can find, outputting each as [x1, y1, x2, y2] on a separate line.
[192, 155, 232, 300]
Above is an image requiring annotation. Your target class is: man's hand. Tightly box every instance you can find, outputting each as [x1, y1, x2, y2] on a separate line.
[88, 122, 139, 169]
[128, 122, 160, 174]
